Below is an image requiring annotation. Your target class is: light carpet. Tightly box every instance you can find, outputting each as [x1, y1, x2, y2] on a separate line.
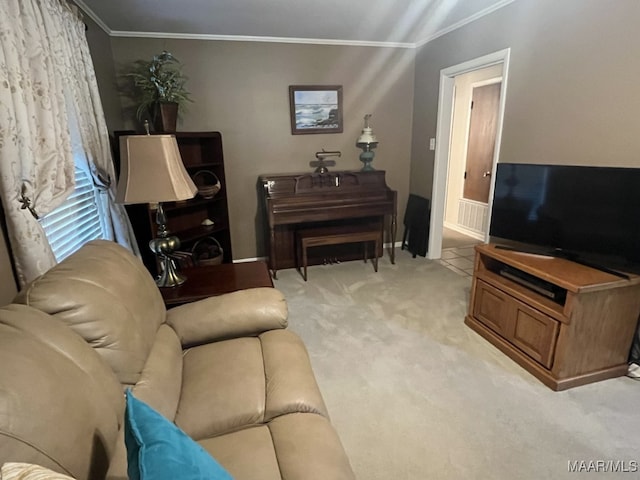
[274, 250, 640, 480]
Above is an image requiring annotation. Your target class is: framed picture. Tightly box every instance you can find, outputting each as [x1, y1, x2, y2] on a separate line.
[289, 85, 343, 134]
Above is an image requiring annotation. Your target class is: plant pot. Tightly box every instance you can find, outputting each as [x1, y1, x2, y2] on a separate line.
[154, 102, 179, 133]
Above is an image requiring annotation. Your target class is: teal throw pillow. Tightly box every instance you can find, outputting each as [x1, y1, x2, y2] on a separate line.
[124, 390, 233, 480]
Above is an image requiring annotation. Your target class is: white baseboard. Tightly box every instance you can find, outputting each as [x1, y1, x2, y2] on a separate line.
[233, 256, 267, 263]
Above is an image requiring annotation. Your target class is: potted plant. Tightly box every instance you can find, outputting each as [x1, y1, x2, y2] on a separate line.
[127, 51, 192, 132]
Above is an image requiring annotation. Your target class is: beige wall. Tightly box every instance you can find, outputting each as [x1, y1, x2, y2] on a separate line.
[106, 39, 415, 259]
[411, 0, 640, 200]
[83, 14, 124, 132]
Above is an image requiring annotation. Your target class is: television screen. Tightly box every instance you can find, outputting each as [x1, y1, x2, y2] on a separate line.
[489, 163, 640, 275]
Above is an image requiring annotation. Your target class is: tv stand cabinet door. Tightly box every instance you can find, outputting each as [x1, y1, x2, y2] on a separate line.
[473, 280, 559, 369]
[510, 299, 559, 368]
[473, 280, 515, 340]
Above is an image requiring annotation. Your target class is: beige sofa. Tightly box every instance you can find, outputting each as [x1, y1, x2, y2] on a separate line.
[0, 240, 354, 480]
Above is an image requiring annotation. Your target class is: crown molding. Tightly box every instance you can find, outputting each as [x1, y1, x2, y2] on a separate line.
[73, 0, 112, 34]
[75, 0, 516, 50]
[415, 0, 517, 47]
[109, 30, 415, 49]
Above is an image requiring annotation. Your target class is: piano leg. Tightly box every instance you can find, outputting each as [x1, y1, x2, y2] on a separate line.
[390, 213, 397, 264]
[269, 226, 278, 279]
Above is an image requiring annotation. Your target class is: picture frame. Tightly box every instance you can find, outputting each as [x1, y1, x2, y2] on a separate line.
[289, 85, 343, 135]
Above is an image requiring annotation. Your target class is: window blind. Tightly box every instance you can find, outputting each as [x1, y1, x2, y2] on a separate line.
[40, 166, 105, 262]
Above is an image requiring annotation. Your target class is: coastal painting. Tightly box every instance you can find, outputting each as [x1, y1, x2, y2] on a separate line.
[289, 85, 343, 134]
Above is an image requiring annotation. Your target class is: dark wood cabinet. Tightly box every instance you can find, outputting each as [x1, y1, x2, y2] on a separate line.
[466, 244, 640, 390]
[113, 131, 232, 275]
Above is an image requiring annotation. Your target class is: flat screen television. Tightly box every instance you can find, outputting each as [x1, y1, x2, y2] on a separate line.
[489, 163, 640, 276]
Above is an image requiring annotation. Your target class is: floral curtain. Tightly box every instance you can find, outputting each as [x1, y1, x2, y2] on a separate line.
[0, 0, 138, 286]
[60, 8, 139, 254]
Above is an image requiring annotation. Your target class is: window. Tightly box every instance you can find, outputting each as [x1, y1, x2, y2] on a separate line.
[39, 165, 107, 262]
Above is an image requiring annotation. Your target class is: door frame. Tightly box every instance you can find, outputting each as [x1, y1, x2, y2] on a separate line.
[428, 48, 511, 260]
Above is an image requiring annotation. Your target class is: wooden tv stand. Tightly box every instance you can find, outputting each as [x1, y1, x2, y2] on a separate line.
[466, 244, 640, 390]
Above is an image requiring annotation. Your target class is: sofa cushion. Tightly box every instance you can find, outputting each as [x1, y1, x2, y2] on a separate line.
[14, 240, 166, 385]
[0, 306, 122, 480]
[266, 413, 355, 480]
[124, 391, 232, 480]
[175, 329, 328, 440]
[0, 304, 124, 420]
[131, 324, 183, 421]
[176, 337, 265, 439]
[260, 329, 328, 422]
[198, 413, 355, 480]
[198, 426, 281, 480]
[107, 326, 185, 480]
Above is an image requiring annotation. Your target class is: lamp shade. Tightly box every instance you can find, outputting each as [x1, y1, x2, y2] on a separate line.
[356, 114, 378, 145]
[116, 135, 197, 204]
[356, 127, 378, 145]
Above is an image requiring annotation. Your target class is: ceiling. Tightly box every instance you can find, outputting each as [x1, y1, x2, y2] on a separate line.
[76, 0, 514, 47]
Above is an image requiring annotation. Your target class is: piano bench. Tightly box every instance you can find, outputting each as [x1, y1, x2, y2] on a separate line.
[296, 224, 382, 281]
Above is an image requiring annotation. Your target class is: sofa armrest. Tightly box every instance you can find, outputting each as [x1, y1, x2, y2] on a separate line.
[166, 288, 288, 347]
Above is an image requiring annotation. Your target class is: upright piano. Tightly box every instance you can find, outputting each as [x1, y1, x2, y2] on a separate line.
[259, 170, 397, 278]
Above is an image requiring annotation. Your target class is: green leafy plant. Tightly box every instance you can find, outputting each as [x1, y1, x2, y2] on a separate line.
[127, 51, 192, 121]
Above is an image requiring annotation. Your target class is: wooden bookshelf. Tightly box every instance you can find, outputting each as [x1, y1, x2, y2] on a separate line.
[113, 131, 232, 275]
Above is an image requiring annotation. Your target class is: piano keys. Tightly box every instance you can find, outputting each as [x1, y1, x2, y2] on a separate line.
[259, 170, 397, 278]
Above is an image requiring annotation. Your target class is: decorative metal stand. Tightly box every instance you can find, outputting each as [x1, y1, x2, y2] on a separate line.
[310, 150, 341, 173]
[149, 203, 185, 287]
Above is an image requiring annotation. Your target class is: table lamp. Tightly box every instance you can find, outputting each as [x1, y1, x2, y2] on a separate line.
[116, 133, 197, 287]
[356, 114, 378, 171]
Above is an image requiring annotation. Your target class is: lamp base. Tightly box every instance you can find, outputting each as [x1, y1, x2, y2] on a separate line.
[156, 254, 186, 288]
[357, 142, 377, 172]
[148, 202, 187, 288]
[149, 234, 185, 288]
[359, 150, 376, 171]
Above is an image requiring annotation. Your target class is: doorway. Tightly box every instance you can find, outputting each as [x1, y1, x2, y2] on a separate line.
[428, 49, 510, 260]
[444, 68, 503, 244]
